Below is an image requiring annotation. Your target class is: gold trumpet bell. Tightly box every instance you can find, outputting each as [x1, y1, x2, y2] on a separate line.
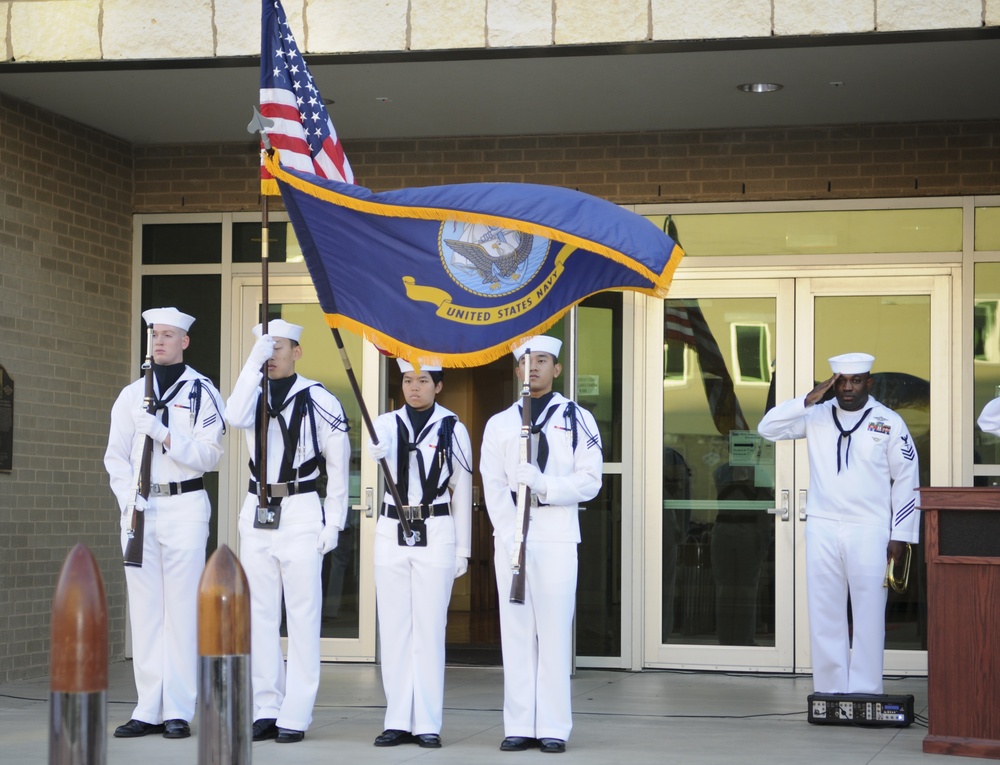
[883, 543, 913, 594]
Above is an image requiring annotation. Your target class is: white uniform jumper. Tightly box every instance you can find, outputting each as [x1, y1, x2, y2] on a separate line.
[480, 392, 603, 741]
[371, 403, 473, 736]
[226, 369, 350, 732]
[105, 366, 225, 725]
[757, 395, 920, 693]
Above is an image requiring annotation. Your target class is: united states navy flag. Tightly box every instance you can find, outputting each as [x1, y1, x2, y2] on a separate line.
[265, 151, 684, 367]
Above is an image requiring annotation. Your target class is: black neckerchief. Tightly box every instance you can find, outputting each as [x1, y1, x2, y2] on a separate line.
[522, 392, 557, 472]
[153, 362, 185, 394]
[832, 405, 872, 473]
[268, 374, 297, 414]
[405, 403, 435, 439]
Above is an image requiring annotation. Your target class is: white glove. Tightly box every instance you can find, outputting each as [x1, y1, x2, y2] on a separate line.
[124, 495, 148, 517]
[247, 334, 276, 371]
[317, 525, 340, 555]
[515, 463, 547, 494]
[454, 557, 469, 579]
[136, 411, 169, 443]
[368, 438, 390, 462]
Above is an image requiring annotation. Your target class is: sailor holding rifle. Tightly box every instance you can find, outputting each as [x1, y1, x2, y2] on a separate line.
[480, 335, 603, 754]
[105, 307, 225, 740]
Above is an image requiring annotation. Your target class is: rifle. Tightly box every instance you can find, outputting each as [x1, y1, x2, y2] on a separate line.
[509, 348, 532, 604]
[124, 325, 155, 567]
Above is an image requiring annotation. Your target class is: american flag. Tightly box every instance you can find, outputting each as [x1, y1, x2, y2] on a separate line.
[260, 0, 354, 195]
[665, 300, 748, 434]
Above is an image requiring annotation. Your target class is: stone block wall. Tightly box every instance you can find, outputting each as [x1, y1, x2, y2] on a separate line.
[4, 0, 997, 63]
[0, 92, 133, 683]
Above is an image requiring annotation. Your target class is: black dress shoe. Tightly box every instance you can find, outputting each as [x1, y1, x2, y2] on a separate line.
[539, 738, 566, 753]
[500, 736, 538, 751]
[113, 719, 166, 738]
[252, 718, 278, 742]
[415, 733, 442, 748]
[275, 727, 305, 743]
[374, 729, 415, 747]
[162, 719, 190, 739]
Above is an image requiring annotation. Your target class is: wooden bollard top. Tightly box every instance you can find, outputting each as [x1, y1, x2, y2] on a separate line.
[198, 544, 251, 656]
[50, 543, 108, 693]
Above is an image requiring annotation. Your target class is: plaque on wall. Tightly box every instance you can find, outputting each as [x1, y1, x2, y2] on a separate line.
[0, 365, 11, 473]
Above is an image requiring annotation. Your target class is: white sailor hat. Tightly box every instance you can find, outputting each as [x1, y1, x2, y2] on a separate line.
[828, 352, 875, 375]
[252, 319, 303, 343]
[512, 335, 562, 361]
[142, 307, 195, 331]
[397, 358, 442, 374]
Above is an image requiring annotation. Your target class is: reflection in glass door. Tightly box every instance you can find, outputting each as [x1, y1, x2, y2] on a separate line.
[645, 279, 795, 671]
[234, 282, 379, 661]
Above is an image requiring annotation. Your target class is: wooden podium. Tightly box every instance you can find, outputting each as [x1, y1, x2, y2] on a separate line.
[920, 487, 1000, 759]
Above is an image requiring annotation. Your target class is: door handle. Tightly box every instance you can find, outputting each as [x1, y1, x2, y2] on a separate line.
[767, 488, 790, 522]
[473, 485, 482, 511]
[798, 489, 808, 521]
[351, 486, 374, 518]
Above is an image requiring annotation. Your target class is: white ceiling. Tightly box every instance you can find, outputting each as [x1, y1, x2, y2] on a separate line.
[0, 31, 998, 144]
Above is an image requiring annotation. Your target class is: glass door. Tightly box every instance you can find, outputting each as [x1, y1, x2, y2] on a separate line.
[233, 280, 380, 661]
[644, 278, 796, 670]
[644, 271, 952, 674]
[794, 274, 951, 676]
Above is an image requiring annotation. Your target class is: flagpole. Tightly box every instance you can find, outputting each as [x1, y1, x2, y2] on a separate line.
[256, 194, 271, 524]
[327, 327, 418, 544]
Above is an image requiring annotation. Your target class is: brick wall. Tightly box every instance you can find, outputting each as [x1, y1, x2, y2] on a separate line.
[134, 120, 1000, 212]
[0, 93, 133, 683]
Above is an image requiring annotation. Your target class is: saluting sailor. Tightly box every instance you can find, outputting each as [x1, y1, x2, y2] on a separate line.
[757, 352, 920, 694]
[367, 358, 473, 749]
[226, 319, 350, 744]
[105, 307, 225, 740]
[480, 335, 603, 754]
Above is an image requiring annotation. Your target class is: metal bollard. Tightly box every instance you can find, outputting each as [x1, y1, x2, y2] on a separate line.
[197, 544, 252, 765]
[49, 543, 108, 765]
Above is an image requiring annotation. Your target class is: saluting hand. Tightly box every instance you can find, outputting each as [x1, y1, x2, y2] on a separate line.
[247, 334, 276, 371]
[805, 373, 840, 406]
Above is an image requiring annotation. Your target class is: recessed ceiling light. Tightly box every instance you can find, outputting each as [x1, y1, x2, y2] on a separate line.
[736, 82, 783, 93]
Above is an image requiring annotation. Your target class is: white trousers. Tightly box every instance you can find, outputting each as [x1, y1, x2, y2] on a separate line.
[806, 516, 890, 694]
[374, 517, 456, 734]
[239, 515, 323, 731]
[121, 511, 207, 724]
[493, 540, 577, 741]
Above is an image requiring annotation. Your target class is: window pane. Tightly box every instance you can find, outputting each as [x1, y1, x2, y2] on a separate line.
[647, 209, 962, 257]
[975, 263, 1000, 465]
[577, 473, 621, 657]
[975, 207, 1000, 251]
[577, 293, 622, 463]
[662, 297, 776, 647]
[141, 223, 221, 264]
[233, 221, 304, 263]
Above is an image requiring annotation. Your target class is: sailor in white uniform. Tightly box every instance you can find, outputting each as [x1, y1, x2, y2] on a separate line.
[105, 307, 225, 740]
[977, 394, 1000, 435]
[366, 358, 473, 749]
[480, 335, 603, 754]
[226, 319, 350, 744]
[757, 352, 920, 694]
